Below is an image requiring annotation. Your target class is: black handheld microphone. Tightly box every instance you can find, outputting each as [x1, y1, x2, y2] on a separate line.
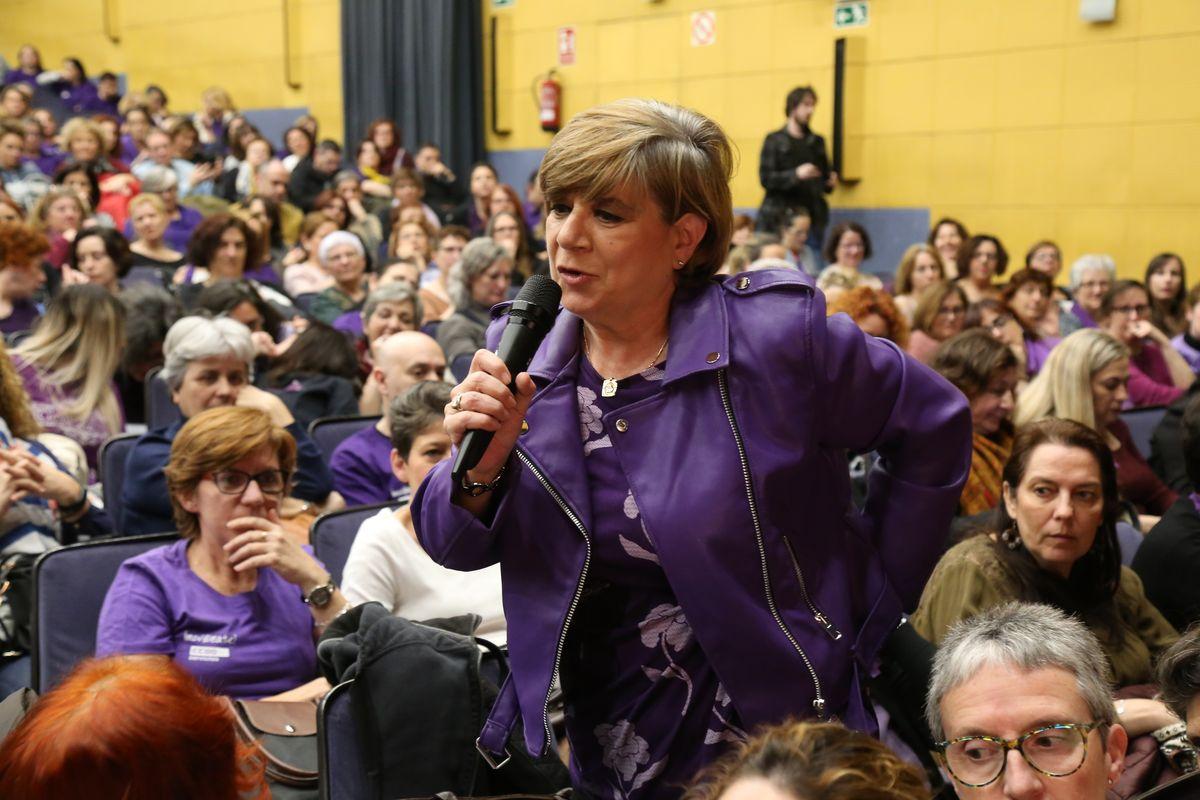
[450, 274, 562, 483]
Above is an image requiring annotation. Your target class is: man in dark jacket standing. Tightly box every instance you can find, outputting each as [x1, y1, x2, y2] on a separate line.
[756, 86, 837, 246]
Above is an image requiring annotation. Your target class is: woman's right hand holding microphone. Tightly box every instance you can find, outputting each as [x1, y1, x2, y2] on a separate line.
[445, 348, 536, 511]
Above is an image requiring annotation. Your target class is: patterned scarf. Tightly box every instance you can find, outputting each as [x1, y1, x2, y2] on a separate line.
[960, 429, 1014, 516]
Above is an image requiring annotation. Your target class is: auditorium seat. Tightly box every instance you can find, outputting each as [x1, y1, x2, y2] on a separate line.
[311, 502, 394, 586]
[318, 679, 368, 800]
[31, 533, 177, 692]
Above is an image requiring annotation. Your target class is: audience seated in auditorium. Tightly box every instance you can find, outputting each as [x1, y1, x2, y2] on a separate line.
[905, 281, 967, 365]
[332, 331, 445, 505]
[928, 216, 967, 279]
[486, 209, 537, 284]
[0, 119, 48, 212]
[932, 329, 1018, 516]
[280, 124, 314, 173]
[248, 159, 302, 244]
[116, 284, 181, 425]
[448, 162, 497, 236]
[815, 221, 881, 295]
[1016, 329, 1178, 519]
[126, 164, 203, 253]
[413, 142, 463, 223]
[100, 406, 347, 698]
[132, 128, 214, 198]
[419, 224, 468, 324]
[956, 233, 1007, 304]
[281, 211, 338, 297]
[913, 420, 1179, 717]
[121, 316, 334, 535]
[344, 281, 423, 388]
[826, 286, 908, 347]
[777, 209, 819, 276]
[0, 655, 270, 799]
[1135, 396, 1200, 632]
[236, 194, 286, 280]
[12, 285, 123, 472]
[1025, 239, 1067, 295]
[342, 381, 507, 642]
[0, 220, 46, 335]
[1146, 253, 1188, 339]
[1169, 284, 1200, 375]
[29, 187, 85, 268]
[891, 243, 943, 324]
[259, 322, 359, 428]
[66, 226, 130, 294]
[1098, 280, 1193, 409]
[309, 230, 369, 324]
[216, 134, 272, 204]
[288, 139, 342, 212]
[1067, 253, 1116, 329]
[332, 169, 384, 255]
[118, 104, 152, 163]
[685, 724, 928, 800]
[437, 236, 513, 367]
[366, 118, 414, 176]
[2, 44, 43, 87]
[388, 216, 434, 267]
[926, 603, 1127, 799]
[378, 167, 441, 237]
[1000, 268, 1062, 377]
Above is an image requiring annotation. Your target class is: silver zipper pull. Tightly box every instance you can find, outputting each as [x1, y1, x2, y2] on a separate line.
[812, 697, 826, 717]
[813, 612, 843, 641]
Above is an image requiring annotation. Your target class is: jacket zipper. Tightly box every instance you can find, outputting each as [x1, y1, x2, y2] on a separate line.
[717, 369, 828, 716]
[779, 536, 843, 641]
[513, 448, 591, 752]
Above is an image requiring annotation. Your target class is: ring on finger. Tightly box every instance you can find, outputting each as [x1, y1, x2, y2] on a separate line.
[451, 394, 464, 412]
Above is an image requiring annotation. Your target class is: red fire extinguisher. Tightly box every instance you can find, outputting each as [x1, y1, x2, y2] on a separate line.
[538, 71, 561, 133]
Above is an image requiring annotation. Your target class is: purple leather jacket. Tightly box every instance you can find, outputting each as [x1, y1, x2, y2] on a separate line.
[412, 269, 972, 760]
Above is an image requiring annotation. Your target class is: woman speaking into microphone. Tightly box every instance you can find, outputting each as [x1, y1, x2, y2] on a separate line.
[412, 99, 971, 799]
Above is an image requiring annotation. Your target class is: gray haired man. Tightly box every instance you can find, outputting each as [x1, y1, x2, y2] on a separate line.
[926, 602, 1126, 798]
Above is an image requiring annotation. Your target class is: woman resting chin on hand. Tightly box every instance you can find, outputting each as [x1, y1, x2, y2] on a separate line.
[96, 405, 348, 700]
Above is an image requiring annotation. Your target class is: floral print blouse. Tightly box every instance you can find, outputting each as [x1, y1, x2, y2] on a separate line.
[561, 356, 746, 800]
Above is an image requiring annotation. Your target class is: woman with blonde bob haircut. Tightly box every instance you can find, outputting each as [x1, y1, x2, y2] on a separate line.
[414, 97, 971, 797]
[12, 284, 124, 471]
[1015, 329, 1178, 518]
[682, 720, 929, 800]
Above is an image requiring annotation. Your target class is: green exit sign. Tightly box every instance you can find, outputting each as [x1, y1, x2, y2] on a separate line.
[834, 1, 868, 28]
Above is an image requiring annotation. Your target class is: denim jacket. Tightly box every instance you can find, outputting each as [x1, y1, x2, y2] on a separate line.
[412, 269, 972, 759]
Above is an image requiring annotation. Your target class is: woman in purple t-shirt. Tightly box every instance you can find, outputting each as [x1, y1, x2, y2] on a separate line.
[97, 405, 350, 699]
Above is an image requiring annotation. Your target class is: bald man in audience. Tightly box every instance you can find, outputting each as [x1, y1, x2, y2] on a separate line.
[330, 332, 447, 506]
[248, 159, 302, 245]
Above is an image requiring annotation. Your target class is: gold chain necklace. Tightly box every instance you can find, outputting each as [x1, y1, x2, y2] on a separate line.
[583, 333, 668, 398]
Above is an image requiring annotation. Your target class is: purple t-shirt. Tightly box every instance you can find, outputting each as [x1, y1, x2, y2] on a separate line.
[96, 539, 318, 699]
[332, 309, 364, 339]
[0, 299, 39, 336]
[329, 424, 408, 506]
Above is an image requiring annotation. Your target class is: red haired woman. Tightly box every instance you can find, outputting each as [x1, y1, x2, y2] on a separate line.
[0, 655, 268, 799]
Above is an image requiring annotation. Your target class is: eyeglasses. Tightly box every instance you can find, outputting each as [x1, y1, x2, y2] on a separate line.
[1112, 304, 1150, 317]
[937, 305, 966, 318]
[209, 469, 288, 496]
[935, 722, 1101, 788]
[988, 313, 1014, 331]
[1077, 280, 1110, 292]
[973, 252, 999, 263]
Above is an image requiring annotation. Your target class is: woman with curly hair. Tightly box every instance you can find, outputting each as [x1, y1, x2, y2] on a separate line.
[683, 720, 928, 800]
[826, 286, 909, 347]
[0, 221, 48, 334]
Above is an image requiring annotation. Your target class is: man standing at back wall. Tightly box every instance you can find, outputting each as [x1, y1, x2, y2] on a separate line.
[756, 85, 837, 250]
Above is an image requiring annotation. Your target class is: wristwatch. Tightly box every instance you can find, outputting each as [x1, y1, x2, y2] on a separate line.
[303, 580, 337, 609]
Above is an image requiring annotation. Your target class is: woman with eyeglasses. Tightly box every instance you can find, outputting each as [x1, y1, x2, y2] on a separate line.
[955, 234, 1008, 305]
[1015, 329, 1179, 520]
[1066, 254, 1116, 329]
[911, 418, 1180, 740]
[905, 281, 968, 365]
[1098, 279, 1193, 409]
[815, 221, 882, 295]
[98, 405, 348, 698]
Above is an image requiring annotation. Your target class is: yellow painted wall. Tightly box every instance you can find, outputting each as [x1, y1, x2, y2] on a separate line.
[485, 0, 1200, 276]
[0, 0, 343, 143]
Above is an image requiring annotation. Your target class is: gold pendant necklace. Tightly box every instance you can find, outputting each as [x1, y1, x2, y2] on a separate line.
[584, 334, 668, 398]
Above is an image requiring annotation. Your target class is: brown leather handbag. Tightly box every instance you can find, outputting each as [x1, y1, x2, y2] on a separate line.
[224, 698, 319, 793]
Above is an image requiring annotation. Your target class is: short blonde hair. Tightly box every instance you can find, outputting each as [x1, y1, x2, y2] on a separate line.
[1013, 328, 1130, 430]
[59, 117, 104, 153]
[911, 281, 968, 336]
[165, 406, 297, 540]
[127, 193, 166, 217]
[539, 98, 733, 288]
